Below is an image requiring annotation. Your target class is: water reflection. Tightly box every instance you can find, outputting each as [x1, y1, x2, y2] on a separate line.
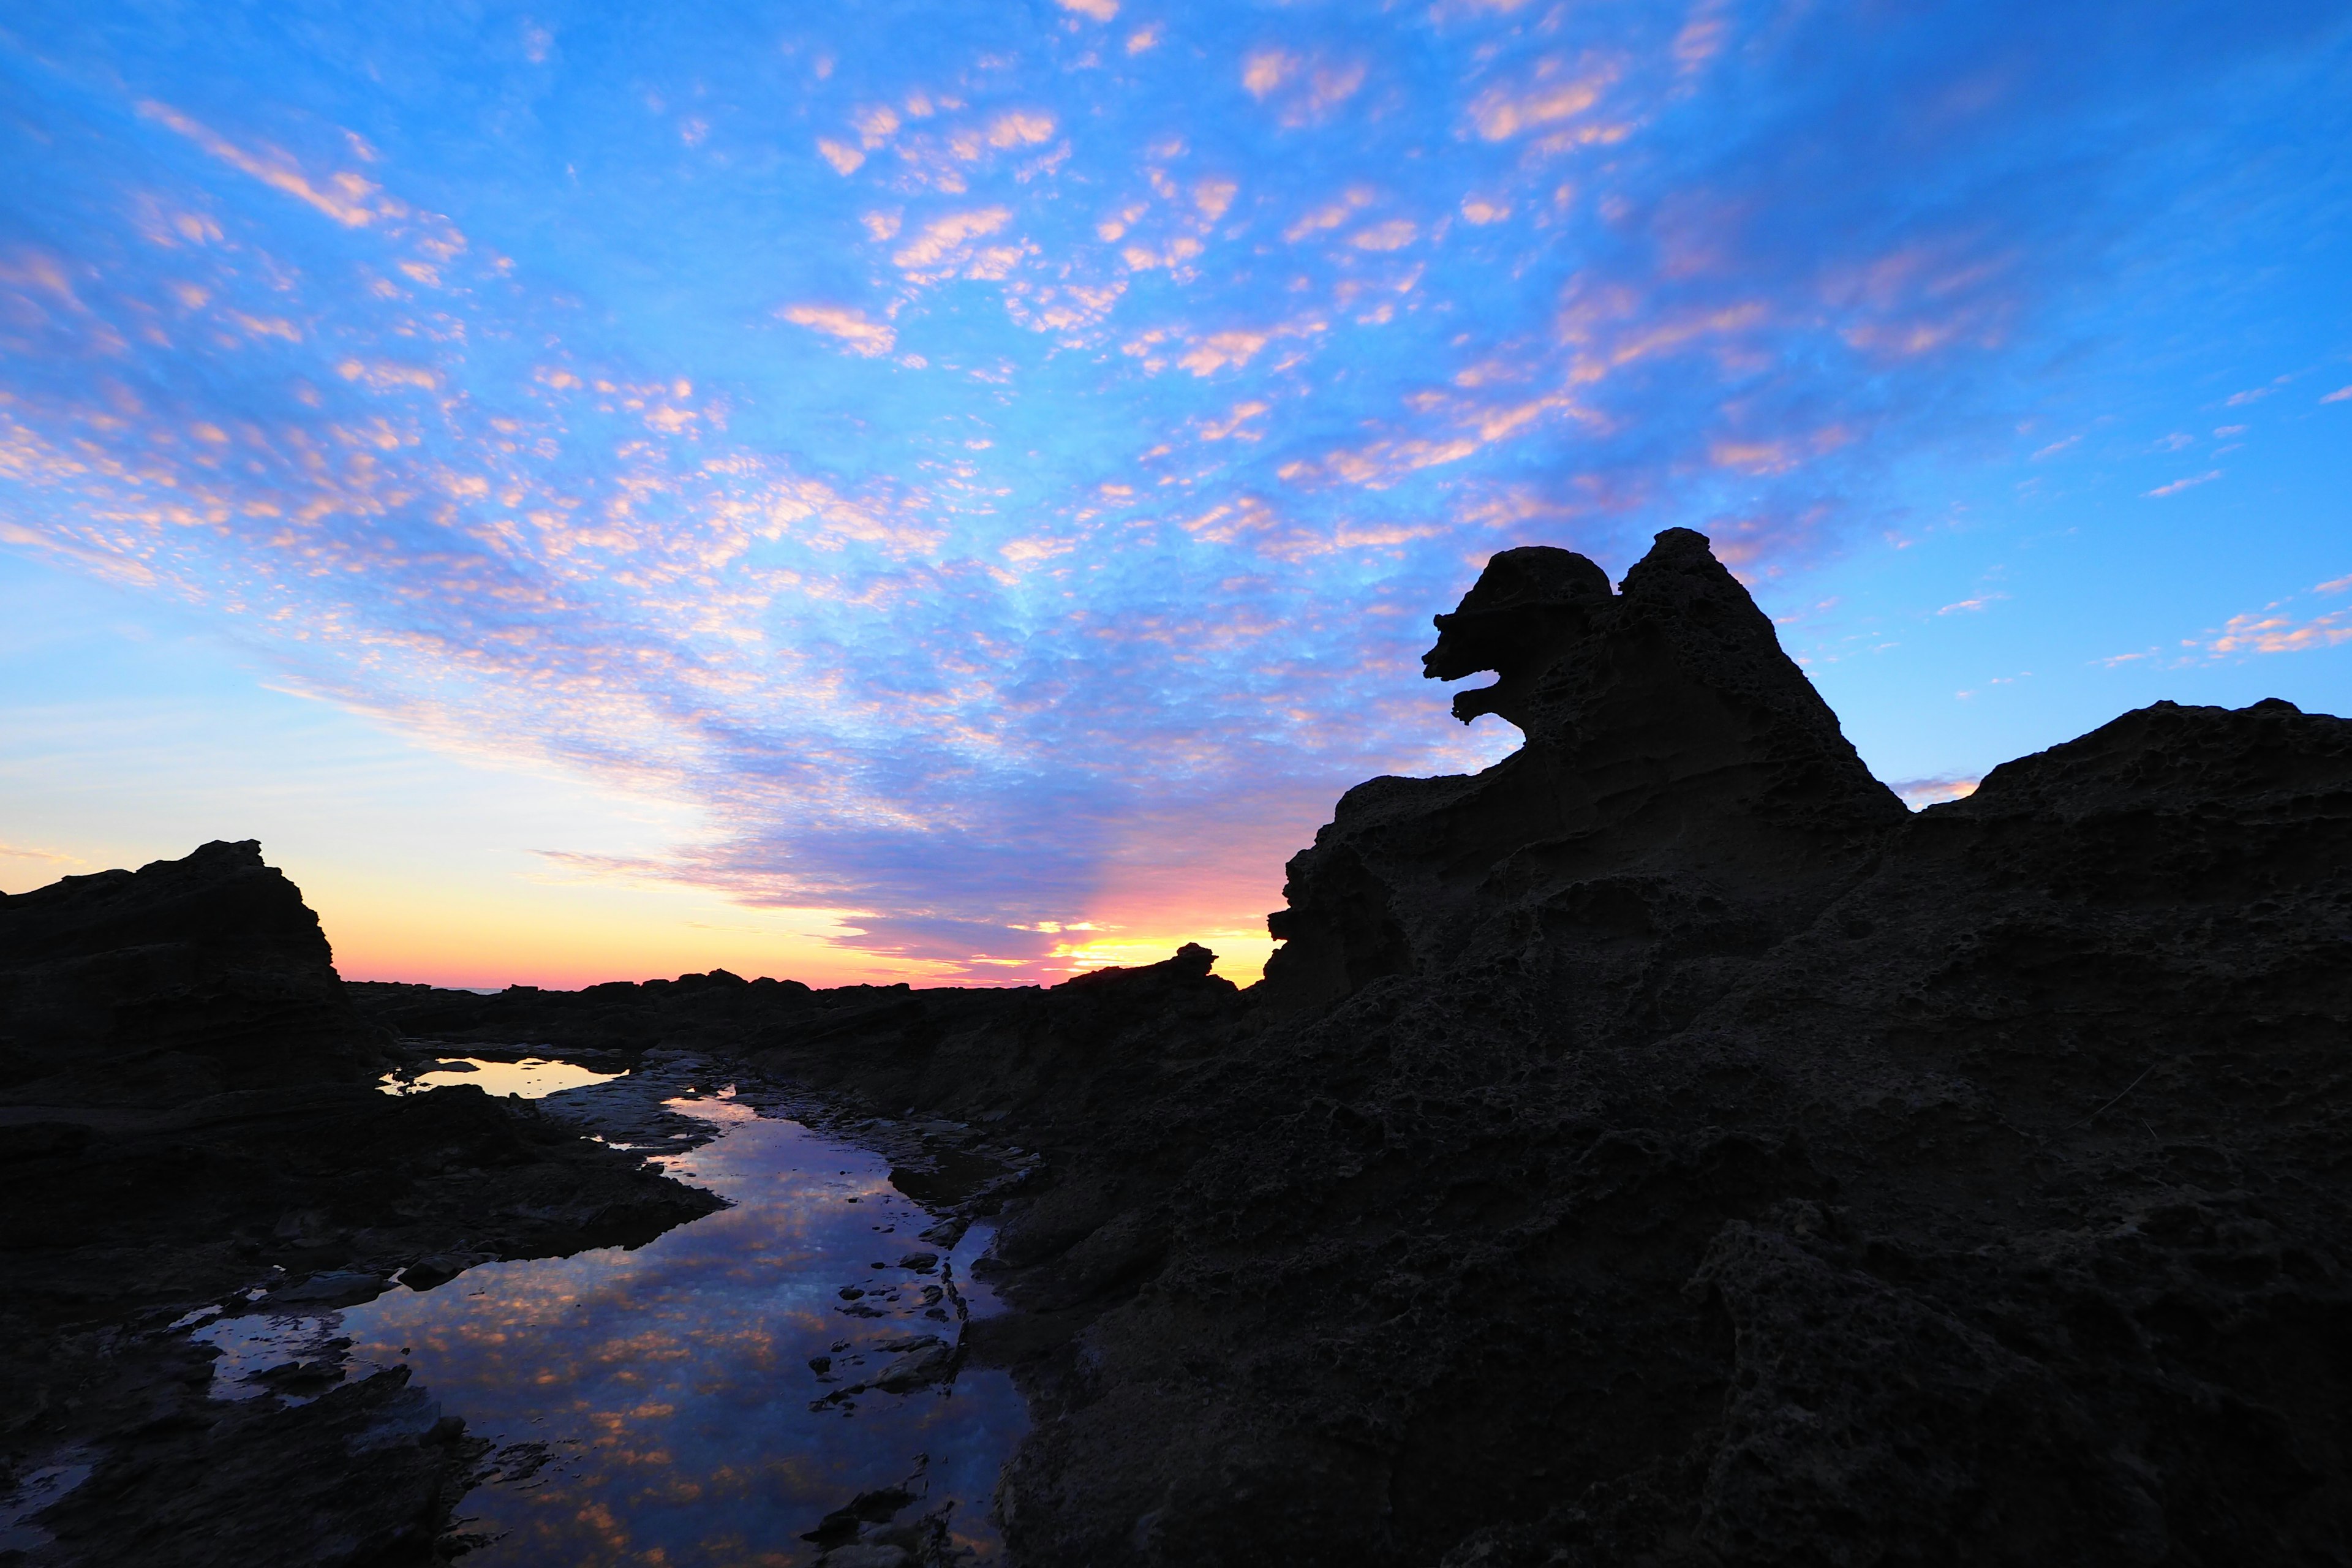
[199, 1095, 1025, 1565]
[379, 1056, 625, 1099]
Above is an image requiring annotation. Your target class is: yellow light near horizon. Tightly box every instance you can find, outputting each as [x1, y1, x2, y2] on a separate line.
[1048, 929, 1275, 987]
[305, 860, 1279, 992]
[304, 865, 962, 991]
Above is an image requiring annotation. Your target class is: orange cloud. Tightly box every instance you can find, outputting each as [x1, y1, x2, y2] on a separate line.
[1351, 219, 1418, 251]
[1468, 61, 1617, 141]
[138, 101, 386, 227]
[892, 207, 1014, 271]
[781, 305, 897, 356]
[1177, 330, 1272, 376]
[2208, 608, 2352, 654]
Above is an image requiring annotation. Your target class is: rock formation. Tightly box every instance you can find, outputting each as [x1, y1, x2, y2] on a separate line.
[0, 842, 723, 1567]
[10, 531, 2350, 1566]
[1260, 529, 1906, 1011]
[667, 529, 2349, 1566]
[0, 840, 391, 1106]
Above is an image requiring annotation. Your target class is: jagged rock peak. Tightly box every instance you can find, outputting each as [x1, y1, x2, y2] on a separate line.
[1258, 529, 1902, 1010]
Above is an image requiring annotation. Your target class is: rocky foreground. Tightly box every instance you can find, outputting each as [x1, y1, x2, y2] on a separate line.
[6, 527, 2350, 1565]
[0, 842, 722, 1565]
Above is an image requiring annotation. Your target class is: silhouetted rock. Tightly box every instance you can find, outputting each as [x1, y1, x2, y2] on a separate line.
[1260, 529, 1905, 1011]
[0, 840, 391, 1106]
[736, 530, 2351, 1567]
[0, 843, 723, 1568]
[963, 535, 2352, 1568]
[26, 532, 2350, 1567]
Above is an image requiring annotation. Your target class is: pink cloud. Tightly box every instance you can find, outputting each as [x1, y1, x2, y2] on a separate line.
[779, 303, 897, 356]
[2143, 470, 2220, 498]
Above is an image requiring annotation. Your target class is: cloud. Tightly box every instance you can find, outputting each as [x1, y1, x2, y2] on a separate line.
[1241, 50, 1366, 123]
[4, 0, 2343, 985]
[2323, 385, 2351, 404]
[1351, 219, 1418, 251]
[138, 101, 388, 227]
[2143, 470, 2220, 497]
[984, 111, 1057, 151]
[891, 206, 1014, 272]
[2207, 607, 2352, 655]
[1177, 330, 1269, 376]
[0, 843, 81, 865]
[780, 304, 896, 356]
[1057, 0, 1117, 18]
[1890, 777, 1979, 809]
[1242, 50, 1295, 99]
[1467, 60, 1618, 140]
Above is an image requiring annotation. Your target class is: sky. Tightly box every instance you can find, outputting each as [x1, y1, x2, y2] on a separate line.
[1, 0, 2347, 990]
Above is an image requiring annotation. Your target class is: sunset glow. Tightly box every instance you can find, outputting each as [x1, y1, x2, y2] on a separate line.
[2, 1, 2346, 987]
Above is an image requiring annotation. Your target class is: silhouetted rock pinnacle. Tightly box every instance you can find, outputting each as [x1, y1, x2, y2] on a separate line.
[1261, 529, 1904, 1010]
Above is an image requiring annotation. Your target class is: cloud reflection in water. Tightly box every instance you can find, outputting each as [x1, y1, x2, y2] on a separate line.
[216, 1102, 1023, 1566]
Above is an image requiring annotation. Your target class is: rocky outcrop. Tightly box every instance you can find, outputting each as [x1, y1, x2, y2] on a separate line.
[20, 532, 2349, 1567]
[975, 536, 2352, 1567]
[0, 843, 724, 1567]
[346, 967, 821, 1059]
[0, 840, 391, 1106]
[306, 533, 2352, 1566]
[1259, 529, 1907, 1011]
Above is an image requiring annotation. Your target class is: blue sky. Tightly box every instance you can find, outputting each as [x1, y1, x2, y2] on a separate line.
[2, 0, 2347, 986]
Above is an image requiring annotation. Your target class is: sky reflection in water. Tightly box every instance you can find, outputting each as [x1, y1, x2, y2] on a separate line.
[204, 1097, 1023, 1566]
[379, 1057, 627, 1099]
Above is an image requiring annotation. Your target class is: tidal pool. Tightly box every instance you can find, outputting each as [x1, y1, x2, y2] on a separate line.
[379, 1055, 625, 1099]
[198, 1091, 1026, 1566]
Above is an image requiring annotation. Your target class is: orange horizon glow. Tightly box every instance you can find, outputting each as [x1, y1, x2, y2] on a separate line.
[313, 869, 1282, 993]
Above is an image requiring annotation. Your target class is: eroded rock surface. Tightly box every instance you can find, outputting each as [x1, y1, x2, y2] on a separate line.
[1261, 530, 1907, 1012]
[679, 530, 2347, 1566]
[0, 840, 390, 1107]
[0, 843, 722, 1567]
[18, 529, 2350, 1566]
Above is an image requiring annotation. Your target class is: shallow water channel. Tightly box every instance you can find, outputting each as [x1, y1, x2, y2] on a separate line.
[197, 1076, 1027, 1566]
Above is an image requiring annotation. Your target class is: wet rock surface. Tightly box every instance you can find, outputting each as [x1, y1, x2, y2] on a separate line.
[0, 844, 723, 1566]
[9, 528, 2351, 1565]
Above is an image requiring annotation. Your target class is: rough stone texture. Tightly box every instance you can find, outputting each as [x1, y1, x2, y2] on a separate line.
[0, 840, 391, 1107]
[1259, 529, 1907, 1012]
[28, 1366, 477, 1568]
[0, 843, 723, 1567]
[672, 530, 2348, 1566]
[29, 530, 2348, 1566]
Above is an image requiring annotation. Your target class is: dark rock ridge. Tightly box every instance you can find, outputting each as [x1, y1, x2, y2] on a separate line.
[1261, 529, 1907, 1011]
[0, 842, 722, 1567]
[363, 529, 2352, 1566]
[0, 840, 391, 1107]
[11, 529, 2350, 1566]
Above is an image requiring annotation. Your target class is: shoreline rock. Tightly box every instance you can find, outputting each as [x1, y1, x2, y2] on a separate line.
[0, 843, 725, 1567]
[369, 530, 2352, 1565]
[9, 528, 2350, 1564]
